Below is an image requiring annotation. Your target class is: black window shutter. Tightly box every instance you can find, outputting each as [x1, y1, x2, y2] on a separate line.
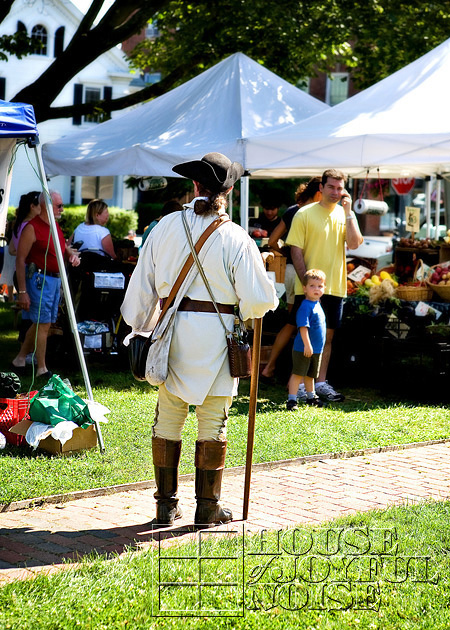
[54, 26, 65, 57]
[73, 83, 83, 125]
[0, 78, 5, 101]
[102, 86, 112, 121]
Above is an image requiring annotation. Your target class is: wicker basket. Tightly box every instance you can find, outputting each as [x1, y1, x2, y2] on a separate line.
[395, 259, 433, 301]
[426, 261, 450, 302]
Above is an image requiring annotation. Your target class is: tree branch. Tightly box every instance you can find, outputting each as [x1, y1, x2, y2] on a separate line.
[12, 0, 170, 121]
[41, 55, 204, 122]
[0, 0, 14, 24]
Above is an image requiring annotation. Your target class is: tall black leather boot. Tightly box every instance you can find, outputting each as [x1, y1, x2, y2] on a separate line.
[194, 440, 233, 526]
[152, 436, 183, 525]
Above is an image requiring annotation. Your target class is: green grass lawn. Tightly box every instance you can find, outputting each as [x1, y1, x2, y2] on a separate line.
[1, 500, 449, 629]
[1, 302, 450, 505]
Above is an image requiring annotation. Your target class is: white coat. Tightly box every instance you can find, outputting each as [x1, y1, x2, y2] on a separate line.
[121, 200, 278, 405]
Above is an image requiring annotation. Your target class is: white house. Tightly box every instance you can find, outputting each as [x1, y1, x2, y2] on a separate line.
[0, 0, 139, 209]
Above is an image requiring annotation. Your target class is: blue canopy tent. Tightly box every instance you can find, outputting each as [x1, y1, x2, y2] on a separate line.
[0, 100, 39, 236]
[0, 99, 104, 451]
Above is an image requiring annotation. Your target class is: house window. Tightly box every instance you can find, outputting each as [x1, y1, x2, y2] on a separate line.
[145, 22, 159, 38]
[326, 72, 349, 106]
[84, 87, 102, 123]
[73, 84, 111, 125]
[143, 72, 161, 85]
[297, 77, 310, 93]
[81, 176, 114, 203]
[31, 24, 47, 55]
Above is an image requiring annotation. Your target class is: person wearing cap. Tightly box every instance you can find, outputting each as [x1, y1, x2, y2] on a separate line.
[249, 197, 281, 237]
[121, 152, 278, 527]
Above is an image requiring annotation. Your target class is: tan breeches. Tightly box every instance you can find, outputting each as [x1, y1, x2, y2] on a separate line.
[152, 382, 232, 442]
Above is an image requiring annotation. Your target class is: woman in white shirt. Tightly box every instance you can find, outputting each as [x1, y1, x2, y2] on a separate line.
[70, 199, 116, 259]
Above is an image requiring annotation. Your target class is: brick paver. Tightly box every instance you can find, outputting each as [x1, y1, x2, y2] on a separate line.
[1, 442, 450, 584]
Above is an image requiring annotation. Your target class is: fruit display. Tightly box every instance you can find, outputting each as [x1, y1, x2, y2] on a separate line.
[427, 264, 450, 286]
[251, 228, 268, 238]
[346, 260, 372, 295]
[397, 237, 440, 249]
[364, 270, 398, 288]
[443, 229, 450, 244]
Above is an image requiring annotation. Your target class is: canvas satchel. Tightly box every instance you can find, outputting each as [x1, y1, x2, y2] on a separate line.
[128, 212, 230, 383]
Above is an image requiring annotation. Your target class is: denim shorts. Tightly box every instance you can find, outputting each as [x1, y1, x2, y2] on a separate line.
[26, 272, 61, 324]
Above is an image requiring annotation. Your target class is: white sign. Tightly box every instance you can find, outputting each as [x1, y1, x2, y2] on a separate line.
[405, 206, 420, 233]
[348, 265, 372, 283]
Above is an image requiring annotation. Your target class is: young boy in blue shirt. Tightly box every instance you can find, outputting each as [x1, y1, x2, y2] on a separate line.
[286, 269, 326, 410]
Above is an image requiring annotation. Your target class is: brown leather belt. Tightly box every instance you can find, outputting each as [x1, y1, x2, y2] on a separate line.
[175, 297, 235, 314]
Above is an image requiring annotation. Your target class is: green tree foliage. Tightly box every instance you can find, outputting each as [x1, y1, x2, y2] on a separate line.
[2, 0, 450, 122]
[130, 0, 450, 90]
[0, 30, 36, 62]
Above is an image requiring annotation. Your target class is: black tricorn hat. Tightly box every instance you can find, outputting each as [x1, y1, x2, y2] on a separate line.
[172, 152, 244, 193]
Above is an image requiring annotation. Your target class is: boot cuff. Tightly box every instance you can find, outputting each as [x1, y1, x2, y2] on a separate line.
[195, 440, 227, 470]
[152, 437, 182, 467]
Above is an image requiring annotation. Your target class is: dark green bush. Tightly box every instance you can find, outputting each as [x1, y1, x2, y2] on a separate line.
[58, 206, 138, 241]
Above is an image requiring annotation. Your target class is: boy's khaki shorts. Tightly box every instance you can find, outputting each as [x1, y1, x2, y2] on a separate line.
[292, 350, 322, 379]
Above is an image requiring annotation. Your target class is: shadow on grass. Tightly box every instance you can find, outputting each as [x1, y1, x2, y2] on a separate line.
[233, 380, 425, 415]
[0, 519, 213, 574]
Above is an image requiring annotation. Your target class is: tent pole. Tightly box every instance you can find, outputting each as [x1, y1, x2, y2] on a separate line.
[425, 177, 432, 239]
[33, 145, 105, 453]
[435, 175, 442, 238]
[240, 175, 249, 230]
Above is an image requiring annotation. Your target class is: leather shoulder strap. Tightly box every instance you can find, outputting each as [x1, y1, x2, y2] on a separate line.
[158, 214, 230, 321]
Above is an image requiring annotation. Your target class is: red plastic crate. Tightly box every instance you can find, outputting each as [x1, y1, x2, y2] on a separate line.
[0, 392, 38, 447]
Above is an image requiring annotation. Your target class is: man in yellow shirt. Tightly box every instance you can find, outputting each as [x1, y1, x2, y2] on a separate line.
[286, 169, 363, 402]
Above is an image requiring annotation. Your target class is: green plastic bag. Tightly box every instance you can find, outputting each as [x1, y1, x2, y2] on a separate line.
[29, 375, 93, 428]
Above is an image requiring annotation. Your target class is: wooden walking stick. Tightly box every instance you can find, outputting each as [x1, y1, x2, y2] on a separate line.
[242, 316, 263, 520]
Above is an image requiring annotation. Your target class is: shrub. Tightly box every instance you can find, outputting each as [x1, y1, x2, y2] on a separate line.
[58, 206, 138, 241]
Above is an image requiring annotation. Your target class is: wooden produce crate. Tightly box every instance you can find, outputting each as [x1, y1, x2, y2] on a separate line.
[266, 252, 286, 283]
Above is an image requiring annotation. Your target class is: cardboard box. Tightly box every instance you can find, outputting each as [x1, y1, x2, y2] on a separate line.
[9, 419, 97, 455]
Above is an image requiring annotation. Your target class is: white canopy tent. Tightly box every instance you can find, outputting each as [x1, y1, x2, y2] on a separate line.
[247, 37, 450, 180]
[43, 52, 328, 177]
[42, 52, 329, 226]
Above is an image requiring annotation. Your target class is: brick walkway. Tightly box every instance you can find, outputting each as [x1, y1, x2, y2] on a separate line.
[1, 442, 450, 584]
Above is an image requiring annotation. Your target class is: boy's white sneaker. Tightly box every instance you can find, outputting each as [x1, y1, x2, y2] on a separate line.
[315, 381, 345, 402]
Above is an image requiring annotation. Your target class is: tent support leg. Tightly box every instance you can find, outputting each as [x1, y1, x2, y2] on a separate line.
[33, 145, 105, 453]
[435, 175, 442, 239]
[425, 177, 432, 239]
[240, 175, 249, 229]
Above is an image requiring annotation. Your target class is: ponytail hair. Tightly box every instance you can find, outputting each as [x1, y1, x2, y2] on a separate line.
[295, 176, 322, 207]
[13, 190, 40, 238]
[193, 183, 228, 216]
